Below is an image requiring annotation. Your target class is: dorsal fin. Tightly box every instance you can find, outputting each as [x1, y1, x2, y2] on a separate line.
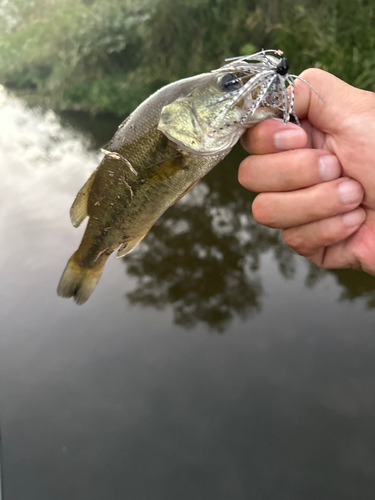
[70, 168, 98, 228]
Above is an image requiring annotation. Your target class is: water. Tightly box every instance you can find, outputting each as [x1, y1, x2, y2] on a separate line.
[1, 86, 375, 500]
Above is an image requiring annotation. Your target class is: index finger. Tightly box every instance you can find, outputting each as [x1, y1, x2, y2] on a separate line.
[241, 118, 307, 155]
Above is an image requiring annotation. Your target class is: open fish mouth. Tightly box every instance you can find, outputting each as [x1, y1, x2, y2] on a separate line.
[211, 49, 325, 125]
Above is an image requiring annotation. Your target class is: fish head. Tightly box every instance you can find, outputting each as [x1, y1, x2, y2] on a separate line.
[158, 70, 281, 155]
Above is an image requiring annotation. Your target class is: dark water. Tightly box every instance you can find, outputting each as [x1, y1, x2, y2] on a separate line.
[1, 86, 375, 500]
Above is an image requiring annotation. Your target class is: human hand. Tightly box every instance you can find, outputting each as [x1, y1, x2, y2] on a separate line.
[239, 68, 375, 275]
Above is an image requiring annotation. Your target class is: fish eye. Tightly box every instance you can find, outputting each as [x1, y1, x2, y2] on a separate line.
[220, 73, 242, 92]
[276, 57, 289, 76]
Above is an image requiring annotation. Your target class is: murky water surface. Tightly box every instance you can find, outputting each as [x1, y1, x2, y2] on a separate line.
[1, 87, 375, 500]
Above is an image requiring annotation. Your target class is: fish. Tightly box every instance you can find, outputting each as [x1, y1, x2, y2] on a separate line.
[57, 49, 322, 305]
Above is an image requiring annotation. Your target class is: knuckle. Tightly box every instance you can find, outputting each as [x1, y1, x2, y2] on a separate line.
[299, 68, 324, 82]
[245, 121, 273, 154]
[292, 149, 319, 182]
[310, 185, 336, 218]
[238, 158, 252, 188]
[282, 229, 298, 250]
[283, 228, 307, 255]
[252, 195, 277, 227]
[293, 148, 312, 162]
[304, 148, 320, 166]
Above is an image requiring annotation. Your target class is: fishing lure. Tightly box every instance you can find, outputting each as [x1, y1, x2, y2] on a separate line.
[212, 49, 325, 126]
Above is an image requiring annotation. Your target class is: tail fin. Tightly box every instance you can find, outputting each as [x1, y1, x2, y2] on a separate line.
[57, 252, 105, 305]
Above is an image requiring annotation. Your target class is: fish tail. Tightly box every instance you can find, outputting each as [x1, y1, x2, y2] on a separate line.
[57, 251, 105, 305]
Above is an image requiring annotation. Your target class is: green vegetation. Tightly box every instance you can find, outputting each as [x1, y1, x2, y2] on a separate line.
[0, 0, 374, 116]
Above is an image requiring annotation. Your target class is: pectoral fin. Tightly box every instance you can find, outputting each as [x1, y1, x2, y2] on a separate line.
[143, 153, 185, 185]
[70, 168, 98, 227]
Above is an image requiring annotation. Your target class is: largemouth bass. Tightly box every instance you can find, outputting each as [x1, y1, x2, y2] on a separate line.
[58, 50, 318, 305]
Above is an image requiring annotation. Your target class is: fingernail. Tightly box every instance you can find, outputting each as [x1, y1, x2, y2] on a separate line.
[274, 129, 304, 150]
[343, 209, 365, 227]
[338, 180, 363, 205]
[319, 155, 341, 181]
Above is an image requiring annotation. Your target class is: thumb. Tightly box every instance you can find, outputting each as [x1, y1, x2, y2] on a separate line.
[292, 68, 367, 134]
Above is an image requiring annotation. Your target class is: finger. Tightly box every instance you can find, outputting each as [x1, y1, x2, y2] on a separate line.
[252, 178, 364, 229]
[282, 208, 366, 258]
[316, 223, 375, 272]
[300, 119, 327, 150]
[241, 118, 307, 155]
[292, 68, 366, 134]
[239, 149, 342, 192]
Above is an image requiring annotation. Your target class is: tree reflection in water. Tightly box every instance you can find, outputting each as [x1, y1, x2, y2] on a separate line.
[64, 113, 374, 331]
[306, 263, 375, 309]
[123, 145, 297, 331]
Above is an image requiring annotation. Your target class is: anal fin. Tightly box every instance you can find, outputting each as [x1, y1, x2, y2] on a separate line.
[174, 179, 200, 203]
[70, 168, 97, 228]
[117, 228, 151, 258]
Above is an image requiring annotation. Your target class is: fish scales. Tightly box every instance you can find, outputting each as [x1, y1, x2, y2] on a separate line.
[80, 128, 225, 269]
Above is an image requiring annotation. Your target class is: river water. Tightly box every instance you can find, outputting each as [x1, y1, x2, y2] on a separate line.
[1, 86, 375, 499]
